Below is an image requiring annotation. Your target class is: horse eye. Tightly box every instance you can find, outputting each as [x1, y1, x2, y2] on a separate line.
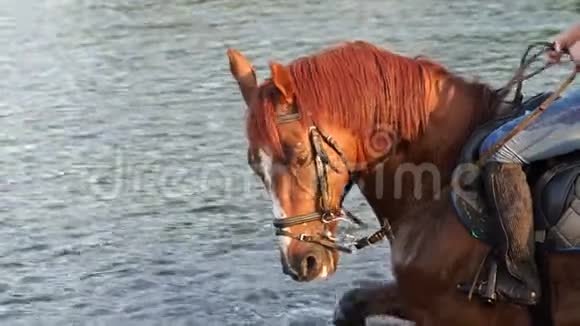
[294, 145, 310, 166]
[296, 152, 309, 166]
[282, 142, 309, 167]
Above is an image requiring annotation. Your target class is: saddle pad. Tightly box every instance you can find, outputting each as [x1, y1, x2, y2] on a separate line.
[451, 155, 580, 252]
[536, 159, 580, 249]
[450, 170, 497, 247]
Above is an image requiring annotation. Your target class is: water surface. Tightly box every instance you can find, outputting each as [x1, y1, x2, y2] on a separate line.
[1, 0, 578, 325]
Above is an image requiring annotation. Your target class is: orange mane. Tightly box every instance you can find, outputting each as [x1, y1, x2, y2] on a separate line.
[246, 41, 452, 158]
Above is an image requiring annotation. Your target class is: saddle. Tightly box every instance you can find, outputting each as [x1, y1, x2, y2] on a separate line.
[451, 91, 580, 253]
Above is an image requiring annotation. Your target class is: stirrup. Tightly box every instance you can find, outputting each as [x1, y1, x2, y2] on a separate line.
[457, 259, 498, 304]
[457, 259, 540, 306]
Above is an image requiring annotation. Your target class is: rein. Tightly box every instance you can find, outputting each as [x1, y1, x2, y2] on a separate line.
[501, 42, 561, 105]
[271, 112, 395, 254]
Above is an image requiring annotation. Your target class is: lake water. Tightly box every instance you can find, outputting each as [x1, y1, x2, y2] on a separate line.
[1, 0, 579, 325]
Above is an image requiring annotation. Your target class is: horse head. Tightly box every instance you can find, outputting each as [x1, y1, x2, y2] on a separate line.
[227, 48, 361, 281]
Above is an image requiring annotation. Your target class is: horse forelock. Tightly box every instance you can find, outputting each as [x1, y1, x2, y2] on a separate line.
[245, 80, 285, 159]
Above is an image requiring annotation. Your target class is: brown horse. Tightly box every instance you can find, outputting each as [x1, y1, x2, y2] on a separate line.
[227, 41, 580, 325]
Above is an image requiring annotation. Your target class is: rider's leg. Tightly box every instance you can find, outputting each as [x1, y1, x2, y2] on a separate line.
[478, 88, 580, 304]
[481, 88, 580, 164]
[481, 160, 539, 304]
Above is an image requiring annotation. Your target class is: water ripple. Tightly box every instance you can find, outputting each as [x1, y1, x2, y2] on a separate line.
[1, 0, 572, 325]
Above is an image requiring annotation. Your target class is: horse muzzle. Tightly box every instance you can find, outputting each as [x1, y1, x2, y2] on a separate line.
[282, 244, 336, 282]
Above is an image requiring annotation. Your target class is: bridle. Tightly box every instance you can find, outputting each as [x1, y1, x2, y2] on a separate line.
[271, 110, 395, 254]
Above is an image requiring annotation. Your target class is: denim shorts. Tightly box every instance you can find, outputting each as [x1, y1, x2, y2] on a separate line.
[480, 88, 580, 164]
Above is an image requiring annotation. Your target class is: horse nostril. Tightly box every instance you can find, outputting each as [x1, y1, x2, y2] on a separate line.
[306, 255, 317, 271]
[300, 254, 320, 278]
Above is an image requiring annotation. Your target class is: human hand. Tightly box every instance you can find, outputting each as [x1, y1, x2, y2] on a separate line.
[547, 24, 580, 64]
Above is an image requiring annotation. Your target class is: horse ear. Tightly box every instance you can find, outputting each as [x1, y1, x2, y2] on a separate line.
[227, 48, 257, 107]
[269, 62, 294, 104]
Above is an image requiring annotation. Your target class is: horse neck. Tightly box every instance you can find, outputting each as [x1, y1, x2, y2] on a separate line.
[357, 76, 497, 231]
